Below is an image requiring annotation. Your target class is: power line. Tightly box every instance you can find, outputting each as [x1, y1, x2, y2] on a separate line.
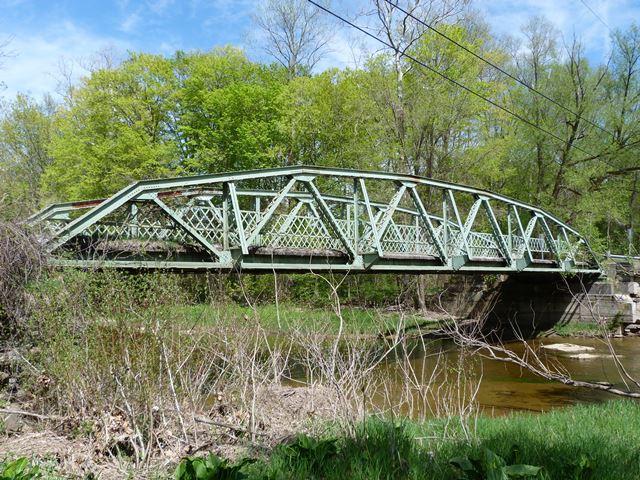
[579, 0, 611, 31]
[306, 0, 597, 158]
[382, 0, 616, 140]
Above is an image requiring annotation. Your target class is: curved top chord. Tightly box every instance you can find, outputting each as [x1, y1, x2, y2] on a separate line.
[29, 166, 602, 274]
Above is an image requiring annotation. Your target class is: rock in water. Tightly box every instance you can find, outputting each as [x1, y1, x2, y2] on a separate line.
[541, 343, 595, 353]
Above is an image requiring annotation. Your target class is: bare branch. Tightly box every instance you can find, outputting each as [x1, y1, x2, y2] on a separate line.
[254, 0, 334, 77]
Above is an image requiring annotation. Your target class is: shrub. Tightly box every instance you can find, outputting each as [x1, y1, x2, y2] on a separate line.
[0, 222, 45, 332]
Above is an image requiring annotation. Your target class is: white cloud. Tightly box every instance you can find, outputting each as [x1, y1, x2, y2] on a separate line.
[119, 11, 141, 33]
[480, 0, 640, 63]
[0, 21, 129, 101]
[317, 29, 370, 72]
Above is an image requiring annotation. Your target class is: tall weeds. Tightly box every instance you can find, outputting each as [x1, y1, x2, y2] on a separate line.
[19, 268, 484, 473]
[0, 221, 45, 333]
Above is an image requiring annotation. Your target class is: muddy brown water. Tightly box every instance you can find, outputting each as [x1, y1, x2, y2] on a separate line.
[362, 336, 640, 417]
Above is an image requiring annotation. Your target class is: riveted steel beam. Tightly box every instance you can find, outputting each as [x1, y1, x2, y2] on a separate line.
[32, 165, 600, 274]
[245, 177, 297, 246]
[301, 177, 357, 259]
[153, 196, 230, 264]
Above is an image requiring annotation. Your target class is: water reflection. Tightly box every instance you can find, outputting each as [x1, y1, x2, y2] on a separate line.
[370, 336, 640, 417]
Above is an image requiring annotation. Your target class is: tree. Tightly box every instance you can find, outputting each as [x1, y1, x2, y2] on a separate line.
[600, 24, 640, 253]
[41, 48, 289, 200]
[254, 0, 333, 78]
[0, 94, 55, 218]
[502, 19, 639, 253]
[173, 47, 287, 174]
[0, 36, 14, 91]
[43, 53, 178, 200]
[277, 68, 384, 169]
[367, 0, 470, 174]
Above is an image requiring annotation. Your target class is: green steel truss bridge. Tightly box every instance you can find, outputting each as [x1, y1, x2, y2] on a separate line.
[29, 166, 601, 274]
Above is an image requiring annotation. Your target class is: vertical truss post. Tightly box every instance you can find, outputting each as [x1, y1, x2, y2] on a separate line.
[353, 179, 359, 252]
[301, 177, 356, 259]
[222, 184, 230, 250]
[359, 179, 382, 257]
[409, 185, 447, 262]
[442, 190, 449, 255]
[507, 210, 513, 254]
[246, 177, 297, 246]
[129, 203, 138, 238]
[255, 197, 261, 214]
[227, 182, 248, 255]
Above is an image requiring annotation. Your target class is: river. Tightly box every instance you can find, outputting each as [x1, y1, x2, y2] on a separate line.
[368, 336, 640, 417]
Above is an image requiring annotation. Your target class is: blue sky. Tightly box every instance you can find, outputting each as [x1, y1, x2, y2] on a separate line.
[1, 0, 639, 101]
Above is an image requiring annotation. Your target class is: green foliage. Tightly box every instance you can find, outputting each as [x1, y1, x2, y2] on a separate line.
[242, 401, 640, 479]
[175, 47, 286, 174]
[44, 53, 179, 200]
[450, 448, 543, 479]
[175, 455, 254, 480]
[0, 94, 55, 219]
[3, 17, 639, 253]
[0, 458, 40, 480]
[254, 419, 428, 480]
[277, 434, 337, 472]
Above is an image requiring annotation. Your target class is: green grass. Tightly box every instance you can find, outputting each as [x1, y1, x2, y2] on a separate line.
[193, 400, 640, 480]
[550, 321, 611, 337]
[158, 303, 437, 335]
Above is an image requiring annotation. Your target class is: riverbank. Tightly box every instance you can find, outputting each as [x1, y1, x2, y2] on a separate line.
[182, 400, 640, 480]
[2, 400, 637, 479]
[2, 268, 638, 478]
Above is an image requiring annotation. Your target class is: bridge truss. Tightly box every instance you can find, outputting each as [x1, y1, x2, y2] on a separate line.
[29, 166, 601, 274]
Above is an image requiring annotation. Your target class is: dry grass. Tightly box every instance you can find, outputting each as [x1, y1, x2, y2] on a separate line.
[0, 221, 45, 330]
[0, 266, 486, 478]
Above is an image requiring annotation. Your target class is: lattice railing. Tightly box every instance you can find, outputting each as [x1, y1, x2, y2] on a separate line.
[378, 224, 440, 256]
[179, 206, 223, 244]
[33, 165, 599, 273]
[258, 213, 343, 250]
[467, 232, 502, 259]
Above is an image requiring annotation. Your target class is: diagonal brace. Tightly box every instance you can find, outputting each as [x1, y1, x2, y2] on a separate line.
[511, 205, 533, 263]
[246, 177, 297, 246]
[538, 215, 561, 262]
[153, 196, 228, 261]
[482, 198, 512, 263]
[445, 190, 472, 257]
[408, 186, 447, 261]
[458, 196, 482, 257]
[226, 182, 249, 255]
[302, 179, 356, 258]
[359, 179, 383, 257]
[373, 184, 407, 254]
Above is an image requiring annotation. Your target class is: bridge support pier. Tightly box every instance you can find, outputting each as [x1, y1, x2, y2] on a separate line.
[471, 273, 602, 340]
